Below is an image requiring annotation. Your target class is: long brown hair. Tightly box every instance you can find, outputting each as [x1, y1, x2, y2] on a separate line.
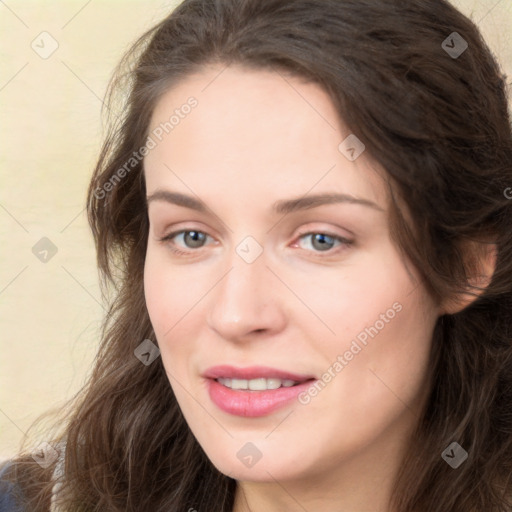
[3, 0, 512, 510]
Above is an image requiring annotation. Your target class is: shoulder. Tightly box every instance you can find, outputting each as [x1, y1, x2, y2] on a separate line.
[0, 460, 25, 512]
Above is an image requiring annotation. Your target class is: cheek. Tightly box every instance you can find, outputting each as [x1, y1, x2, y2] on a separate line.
[143, 249, 203, 331]
[302, 249, 412, 348]
[143, 250, 211, 373]
[144, 253, 169, 330]
[311, 249, 435, 408]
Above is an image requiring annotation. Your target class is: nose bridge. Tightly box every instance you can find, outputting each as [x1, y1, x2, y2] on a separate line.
[207, 240, 284, 339]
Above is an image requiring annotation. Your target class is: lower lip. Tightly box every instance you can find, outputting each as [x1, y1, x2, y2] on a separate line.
[206, 378, 316, 417]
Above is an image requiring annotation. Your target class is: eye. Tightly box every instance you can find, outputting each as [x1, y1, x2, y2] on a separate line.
[158, 228, 353, 257]
[293, 231, 353, 255]
[158, 229, 213, 255]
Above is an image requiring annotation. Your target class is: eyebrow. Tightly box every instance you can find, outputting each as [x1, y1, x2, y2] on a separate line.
[146, 190, 384, 215]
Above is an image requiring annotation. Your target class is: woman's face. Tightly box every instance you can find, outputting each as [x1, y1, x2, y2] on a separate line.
[143, 64, 441, 484]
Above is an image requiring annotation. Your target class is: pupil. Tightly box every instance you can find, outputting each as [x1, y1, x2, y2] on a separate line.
[313, 234, 333, 251]
[185, 231, 205, 248]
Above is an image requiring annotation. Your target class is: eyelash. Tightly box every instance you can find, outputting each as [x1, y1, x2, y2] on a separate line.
[157, 228, 353, 257]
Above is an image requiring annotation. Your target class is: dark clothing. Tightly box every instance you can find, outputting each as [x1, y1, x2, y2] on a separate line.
[0, 461, 25, 512]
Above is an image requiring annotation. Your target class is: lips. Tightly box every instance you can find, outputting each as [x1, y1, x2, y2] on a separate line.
[202, 365, 315, 382]
[203, 365, 317, 417]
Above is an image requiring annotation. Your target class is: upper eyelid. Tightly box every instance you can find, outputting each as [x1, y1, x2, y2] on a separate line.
[160, 225, 351, 238]
[156, 219, 354, 238]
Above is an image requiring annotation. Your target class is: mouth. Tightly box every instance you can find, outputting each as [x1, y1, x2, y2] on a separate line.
[203, 365, 317, 417]
[202, 364, 315, 382]
[215, 377, 306, 390]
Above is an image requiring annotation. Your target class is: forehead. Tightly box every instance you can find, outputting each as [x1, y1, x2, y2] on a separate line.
[144, 64, 387, 210]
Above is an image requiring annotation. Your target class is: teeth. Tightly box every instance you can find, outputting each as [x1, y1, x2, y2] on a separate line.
[217, 377, 299, 390]
[265, 378, 282, 390]
[231, 378, 247, 390]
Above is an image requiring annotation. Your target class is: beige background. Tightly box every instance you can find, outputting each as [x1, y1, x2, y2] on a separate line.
[1, 0, 511, 459]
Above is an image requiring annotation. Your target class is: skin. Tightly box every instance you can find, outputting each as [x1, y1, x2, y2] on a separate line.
[143, 64, 444, 512]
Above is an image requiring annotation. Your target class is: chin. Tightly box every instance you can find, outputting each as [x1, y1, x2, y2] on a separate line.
[203, 442, 306, 482]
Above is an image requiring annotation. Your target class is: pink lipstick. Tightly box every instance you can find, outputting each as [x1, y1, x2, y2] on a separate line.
[203, 365, 316, 417]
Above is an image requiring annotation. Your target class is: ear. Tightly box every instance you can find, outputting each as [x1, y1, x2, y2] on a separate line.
[440, 238, 498, 315]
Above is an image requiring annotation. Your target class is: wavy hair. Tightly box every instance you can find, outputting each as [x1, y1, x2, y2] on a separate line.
[3, 0, 512, 510]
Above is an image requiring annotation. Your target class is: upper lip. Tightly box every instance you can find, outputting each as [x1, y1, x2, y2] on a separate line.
[203, 365, 315, 382]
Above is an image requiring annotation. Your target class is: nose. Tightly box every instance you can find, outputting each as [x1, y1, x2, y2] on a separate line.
[207, 250, 287, 342]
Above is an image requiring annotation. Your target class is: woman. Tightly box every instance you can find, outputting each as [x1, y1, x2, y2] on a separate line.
[1, 0, 512, 510]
